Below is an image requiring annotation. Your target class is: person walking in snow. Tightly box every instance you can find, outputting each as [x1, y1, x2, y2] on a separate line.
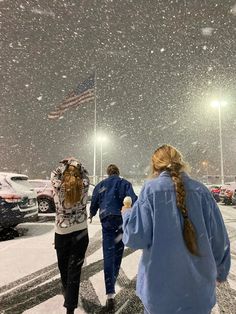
[89, 164, 137, 311]
[51, 157, 90, 314]
[122, 145, 231, 314]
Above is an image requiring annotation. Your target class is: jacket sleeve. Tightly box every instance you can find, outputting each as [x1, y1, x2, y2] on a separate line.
[122, 184, 153, 249]
[89, 184, 100, 217]
[51, 165, 63, 190]
[125, 182, 138, 204]
[209, 196, 231, 282]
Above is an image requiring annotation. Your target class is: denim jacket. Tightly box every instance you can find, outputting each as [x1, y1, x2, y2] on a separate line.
[90, 175, 137, 221]
[122, 171, 230, 314]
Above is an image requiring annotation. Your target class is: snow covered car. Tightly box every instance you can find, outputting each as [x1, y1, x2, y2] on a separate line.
[206, 185, 221, 203]
[28, 179, 55, 214]
[232, 189, 236, 206]
[222, 182, 236, 205]
[0, 172, 38, 231]
[29, 180, 94, 213]
[219, 183, 230, 201]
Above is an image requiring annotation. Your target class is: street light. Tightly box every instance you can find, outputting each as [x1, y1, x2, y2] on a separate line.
[202, 160, 209, 184]
[211, 100, 226, 184]
[96, 135, 108, 180]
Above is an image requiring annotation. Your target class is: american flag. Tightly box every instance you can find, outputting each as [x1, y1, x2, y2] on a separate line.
[48, 75, 95, 120]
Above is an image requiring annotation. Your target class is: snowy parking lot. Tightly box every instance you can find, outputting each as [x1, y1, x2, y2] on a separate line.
[0, 204, 236, 314]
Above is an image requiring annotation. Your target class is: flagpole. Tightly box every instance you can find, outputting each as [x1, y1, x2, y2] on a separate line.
[93, 71, 97, 185]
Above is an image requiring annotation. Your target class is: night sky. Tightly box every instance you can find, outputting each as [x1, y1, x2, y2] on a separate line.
[1, 0, 236, 180]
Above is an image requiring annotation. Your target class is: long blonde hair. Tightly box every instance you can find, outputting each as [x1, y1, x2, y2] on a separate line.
[152, 144, 199, 256]
[62, 165, 83, 208]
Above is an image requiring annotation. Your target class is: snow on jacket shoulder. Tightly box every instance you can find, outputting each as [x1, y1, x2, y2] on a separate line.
[90, 175, 137, 221]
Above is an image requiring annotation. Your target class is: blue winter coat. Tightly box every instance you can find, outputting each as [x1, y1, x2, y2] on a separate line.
[122, 171, 230, 314]
[90, 175, 137, 221]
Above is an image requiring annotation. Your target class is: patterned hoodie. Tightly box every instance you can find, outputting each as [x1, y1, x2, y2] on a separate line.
[51, 158, 90, 235]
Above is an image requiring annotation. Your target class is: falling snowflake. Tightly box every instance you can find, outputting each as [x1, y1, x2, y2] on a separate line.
[31, 8, 55, 18]
[201, 27, 214, 36]
[230, 4, 236, 16]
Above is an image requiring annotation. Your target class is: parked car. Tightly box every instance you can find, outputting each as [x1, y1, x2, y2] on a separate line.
[207, 185, 221, 203]
[0, 172, 38, 231]
[222, 182, 236, 205]
[219, 183, 231, 201]
[28, 179, 55, 214]
[232, 189, 236, 206]
[29, 179, 95, 213]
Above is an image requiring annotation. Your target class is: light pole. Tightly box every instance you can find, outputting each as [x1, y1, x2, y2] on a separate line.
[202, 160, 209, 184]
[96, 135, 108, 180]
[211, 100, 226, 185]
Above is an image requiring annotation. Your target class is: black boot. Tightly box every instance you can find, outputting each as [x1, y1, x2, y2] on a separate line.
[61, 286, 66, 299]
[66, 309, 74, 314]
[105, 298, 115, 312]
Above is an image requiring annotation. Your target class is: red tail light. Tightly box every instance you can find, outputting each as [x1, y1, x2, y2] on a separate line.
[211, 188, 220, 193]
[0, 194, 22, 203]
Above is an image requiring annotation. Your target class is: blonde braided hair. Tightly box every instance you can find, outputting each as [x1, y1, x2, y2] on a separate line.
[152, 144, 199, 256]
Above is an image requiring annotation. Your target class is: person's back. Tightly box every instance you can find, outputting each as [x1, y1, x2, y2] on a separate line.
[90, 164, 137, 221]
[90, 174, 136, 220]
[89, 164, 137, 311]
[51, 157, 90, 314]
[122, 145, 230, 314]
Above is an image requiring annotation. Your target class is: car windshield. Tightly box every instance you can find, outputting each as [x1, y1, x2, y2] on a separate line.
[11, 176, 28, 181]
[10, 176, 32, 189]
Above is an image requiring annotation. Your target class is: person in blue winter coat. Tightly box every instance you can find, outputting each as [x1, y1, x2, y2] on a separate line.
[122, 145, 230, 314]
[89, 164, 137, 311]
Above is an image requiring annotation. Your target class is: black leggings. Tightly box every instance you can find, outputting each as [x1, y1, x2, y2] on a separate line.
[55, 229, 89, 310]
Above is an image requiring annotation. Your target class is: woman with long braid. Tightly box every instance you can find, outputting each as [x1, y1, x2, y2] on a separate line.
[122, 145, 230, 314]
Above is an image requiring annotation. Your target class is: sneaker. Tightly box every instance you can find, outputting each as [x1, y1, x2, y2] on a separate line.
[105, 298, 115, 312]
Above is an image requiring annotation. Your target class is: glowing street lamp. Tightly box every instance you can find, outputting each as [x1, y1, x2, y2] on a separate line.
[202, 160, 209, 184]
[211, 99, 227, 184]
[96, 135, 108, 180]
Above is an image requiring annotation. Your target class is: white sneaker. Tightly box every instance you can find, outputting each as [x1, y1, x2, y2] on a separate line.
[107, 293, 115, 299]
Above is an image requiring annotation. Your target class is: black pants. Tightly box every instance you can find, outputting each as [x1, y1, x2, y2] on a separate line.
[55, 229, 89, 310]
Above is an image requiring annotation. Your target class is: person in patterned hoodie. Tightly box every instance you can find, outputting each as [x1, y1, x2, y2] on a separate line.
[51, 157, 90, 314]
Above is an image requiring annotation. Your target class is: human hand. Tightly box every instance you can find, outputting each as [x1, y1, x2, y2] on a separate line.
[121, 206, 131, 214]
[121, 196, 132, 214]
[123, 196, 132, 207]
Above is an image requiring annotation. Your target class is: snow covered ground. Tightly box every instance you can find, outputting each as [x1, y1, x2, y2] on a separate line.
[0, 204, 236, 314]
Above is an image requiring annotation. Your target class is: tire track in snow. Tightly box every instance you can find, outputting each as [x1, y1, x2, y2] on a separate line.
[1, 208, 236, 313]
[0, 242, 136, 313]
